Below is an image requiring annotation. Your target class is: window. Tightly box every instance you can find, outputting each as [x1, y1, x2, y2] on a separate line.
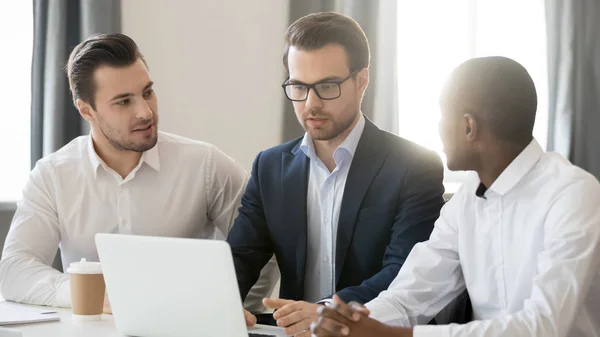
[0, 1, 33, 202]
[397, 0, 548, 193]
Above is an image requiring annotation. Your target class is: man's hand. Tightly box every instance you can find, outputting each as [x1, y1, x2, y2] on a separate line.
[263, 298, 319, 336]
[103, 292, 112, 314]
[332, 295, 371, 322]
[244, 309, 257, 327]
[311, 295, 411, 337]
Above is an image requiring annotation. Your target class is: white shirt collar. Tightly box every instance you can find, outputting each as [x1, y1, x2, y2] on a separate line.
[86, 133, 161, 178]
[481, 138, 543, 197]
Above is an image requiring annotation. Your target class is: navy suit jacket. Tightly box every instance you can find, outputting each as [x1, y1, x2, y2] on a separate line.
[227, 118, 445, 305]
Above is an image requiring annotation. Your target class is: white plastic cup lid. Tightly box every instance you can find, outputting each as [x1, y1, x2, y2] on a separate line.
[67, 258, 102, 274]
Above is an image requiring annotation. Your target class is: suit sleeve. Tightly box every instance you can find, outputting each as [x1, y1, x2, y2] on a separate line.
[226, 151, 274, 302]
[335, 149, 445, 303]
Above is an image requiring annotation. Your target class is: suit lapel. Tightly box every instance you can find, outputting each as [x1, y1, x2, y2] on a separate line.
[281, 144, 309, 299]
[335, 120, 388, 285]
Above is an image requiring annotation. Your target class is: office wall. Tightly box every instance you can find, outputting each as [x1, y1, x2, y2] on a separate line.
[121, 0, 290, 170]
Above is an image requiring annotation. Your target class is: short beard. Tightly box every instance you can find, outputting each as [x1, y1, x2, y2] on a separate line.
[99, 121, 157, 153]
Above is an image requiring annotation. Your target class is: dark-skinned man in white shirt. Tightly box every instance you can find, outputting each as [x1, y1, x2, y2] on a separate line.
[311, 56, 600, 337]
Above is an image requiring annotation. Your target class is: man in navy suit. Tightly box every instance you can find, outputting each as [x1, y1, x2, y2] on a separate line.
[227, 12, 445, 336]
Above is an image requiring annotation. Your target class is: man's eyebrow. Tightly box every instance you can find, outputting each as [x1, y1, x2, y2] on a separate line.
[110, 92, 134, 101]
[109, 81, 154, 101]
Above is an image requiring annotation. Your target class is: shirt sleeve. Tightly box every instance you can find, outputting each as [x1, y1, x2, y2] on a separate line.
[243, 256, 280, 313]
[204, 146, 279, 312]
[412, 180, 600, 337]
[0, 161, 71, 307]
[205, 145, 249, 236]
[365, 193, 466, 327]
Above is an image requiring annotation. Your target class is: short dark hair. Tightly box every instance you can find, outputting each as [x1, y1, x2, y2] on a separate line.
[441, 56, 537, 146]
[283, 12, 370, 73]
[66, 33, 146, 110]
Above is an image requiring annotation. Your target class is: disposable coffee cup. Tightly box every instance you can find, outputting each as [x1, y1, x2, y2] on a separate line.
[67, 258, 105, 321]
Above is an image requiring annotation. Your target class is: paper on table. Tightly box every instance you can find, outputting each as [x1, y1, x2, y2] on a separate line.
[0, 302, 60, 326]
[0, 327, 23, 337]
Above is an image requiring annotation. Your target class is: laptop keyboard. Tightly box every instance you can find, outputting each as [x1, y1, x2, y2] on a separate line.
[248, 334, 276, 337]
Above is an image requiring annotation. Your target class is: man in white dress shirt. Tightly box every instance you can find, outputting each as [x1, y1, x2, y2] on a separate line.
[311, 56, 600, 337]
[0, 33, 277, 312]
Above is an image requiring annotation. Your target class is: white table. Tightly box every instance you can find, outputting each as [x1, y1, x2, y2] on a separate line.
[0, 300, 287, 337]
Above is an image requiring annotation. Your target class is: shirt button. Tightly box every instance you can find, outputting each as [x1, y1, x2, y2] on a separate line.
[324, 257, 329, 262]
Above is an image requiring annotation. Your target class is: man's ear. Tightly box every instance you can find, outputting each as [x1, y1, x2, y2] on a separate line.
[76, 99, 94, 122]
[356, 68, 369, 99]
[463, 112, 478, 142]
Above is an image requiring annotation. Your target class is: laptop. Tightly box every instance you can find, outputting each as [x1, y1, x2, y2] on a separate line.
[95, 233, 287, 337]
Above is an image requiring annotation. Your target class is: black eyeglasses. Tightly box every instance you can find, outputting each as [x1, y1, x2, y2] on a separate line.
[281, 69, 359, 102]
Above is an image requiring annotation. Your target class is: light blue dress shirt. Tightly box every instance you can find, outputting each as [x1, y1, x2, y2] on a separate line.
[300, 114, 366, 303]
